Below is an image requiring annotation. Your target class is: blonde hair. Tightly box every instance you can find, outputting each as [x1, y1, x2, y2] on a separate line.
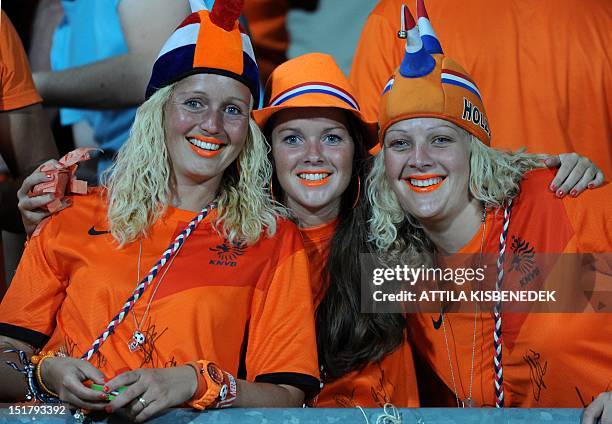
[367, 134, 544, 257]
[103, 83, 283, 246]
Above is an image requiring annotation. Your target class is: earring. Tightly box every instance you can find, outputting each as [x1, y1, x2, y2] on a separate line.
[352, 175, 361, 209]
[270, 176, 275, 202]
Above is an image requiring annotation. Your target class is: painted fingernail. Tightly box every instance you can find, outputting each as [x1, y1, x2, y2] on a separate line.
[556, 190, 564, 198]
[105, 405, 113, 414]
[550, 184, 557, 192]
[588, 182, 595, 189]
[99, 393, 108, 400]
[103, 385, 110, 393]
[570, 189, 577, 197]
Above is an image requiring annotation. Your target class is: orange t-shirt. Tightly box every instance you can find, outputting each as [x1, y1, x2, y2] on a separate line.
[408, 169, 612, 407]
[349, 0, 612, 174]
[0, 191, 320, 395]
[0, 11, 42, 111]
[300, 221, 420, 407]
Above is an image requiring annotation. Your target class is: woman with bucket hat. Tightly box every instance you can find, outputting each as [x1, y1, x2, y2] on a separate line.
[253, 52, 419, 408]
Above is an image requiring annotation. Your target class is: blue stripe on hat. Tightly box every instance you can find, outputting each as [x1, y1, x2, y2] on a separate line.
[146, 44, 197, 98]
[242, 52, 261, 108]
[441, 78, 482, 100]
[382, 78, 395, 95]
[273, 88, 357, 109]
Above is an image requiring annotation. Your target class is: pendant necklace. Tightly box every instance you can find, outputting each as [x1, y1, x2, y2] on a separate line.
[440, 206, 487, 408]
[128, 239, 182, 352]
[81, 202, 217, 361]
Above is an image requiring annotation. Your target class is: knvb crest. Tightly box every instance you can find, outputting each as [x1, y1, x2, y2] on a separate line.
[209, 239, 247, 267]
[508, 235, 539, 286]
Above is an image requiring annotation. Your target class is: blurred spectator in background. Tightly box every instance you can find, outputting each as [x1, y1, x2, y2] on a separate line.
[243, 0, 291, 82]
[244, 0, 374, 82]
[350, 0, 612, 179]
[0, 10, 58, 287]
[30, 0, 190, 181]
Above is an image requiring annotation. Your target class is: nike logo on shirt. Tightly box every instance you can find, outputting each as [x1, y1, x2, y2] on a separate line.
[88, 226, 110, 236]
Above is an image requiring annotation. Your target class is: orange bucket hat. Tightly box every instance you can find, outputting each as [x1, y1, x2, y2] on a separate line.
[379, 0, 491, 146]
[252, 53, 377, 148]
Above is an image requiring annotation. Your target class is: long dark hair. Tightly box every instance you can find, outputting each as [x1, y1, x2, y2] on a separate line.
[266, 111, 406, 381]
[315, 115, 405, 381]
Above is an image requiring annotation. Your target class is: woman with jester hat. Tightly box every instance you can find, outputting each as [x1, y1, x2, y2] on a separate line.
[0, 0, 320, 419]
[367, 1, 612, 419]
[350, 0, 611, 178]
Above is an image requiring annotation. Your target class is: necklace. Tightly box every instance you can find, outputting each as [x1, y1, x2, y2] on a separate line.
[81, 202, 217, 361]
[440, 206, 487, 408]
[128, 239, 183, 352]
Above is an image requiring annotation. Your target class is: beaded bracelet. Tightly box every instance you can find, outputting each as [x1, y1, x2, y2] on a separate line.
[3, 348, 60, 403]
[31, 351, 60, 398]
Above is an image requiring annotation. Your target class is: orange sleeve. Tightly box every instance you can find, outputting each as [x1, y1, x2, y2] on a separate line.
[0, 214, 67, 347]
[246, 223, 320, 397]
[562, 183, 612, 282]
[562, 183, 612, 254]
[0, 11, 42, 111]
[349, 1, 403, 123]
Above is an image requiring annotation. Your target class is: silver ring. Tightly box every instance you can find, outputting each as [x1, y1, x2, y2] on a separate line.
[138, 397, 148, 408]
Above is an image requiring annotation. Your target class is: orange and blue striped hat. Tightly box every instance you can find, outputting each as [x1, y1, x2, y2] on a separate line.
[145, 0, 261, 104]
[379, 0, 491, 145]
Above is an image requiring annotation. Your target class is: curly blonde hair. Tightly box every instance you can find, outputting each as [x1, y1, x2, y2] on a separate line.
[367, 134, 544, 258]
[102, 83, 283, 246]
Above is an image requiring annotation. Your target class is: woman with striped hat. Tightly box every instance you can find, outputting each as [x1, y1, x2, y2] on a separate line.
[0, 0, 319, 418]
[367, 0, 611, 415]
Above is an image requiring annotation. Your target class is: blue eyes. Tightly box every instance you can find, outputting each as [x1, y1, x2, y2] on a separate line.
[185, 99, 202, 109]
[387, 136, 453, 149]
[183, 100, 242, 116]
[432, 137, 451, 145]
[224, 105, 242, 115]
[324, 134, 342, 145]
[282, 134, 343, 146]
[283, 135, 301, 145]
[387, 139, 410, 150]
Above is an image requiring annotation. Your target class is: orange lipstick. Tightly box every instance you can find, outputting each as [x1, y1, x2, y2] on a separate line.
[404, 174, 446, 193]
[297, 171, 332, 187]
[187, 135, 226, 158]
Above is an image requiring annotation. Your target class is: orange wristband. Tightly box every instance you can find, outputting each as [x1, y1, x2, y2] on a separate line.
[184, 360, 225, 410]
